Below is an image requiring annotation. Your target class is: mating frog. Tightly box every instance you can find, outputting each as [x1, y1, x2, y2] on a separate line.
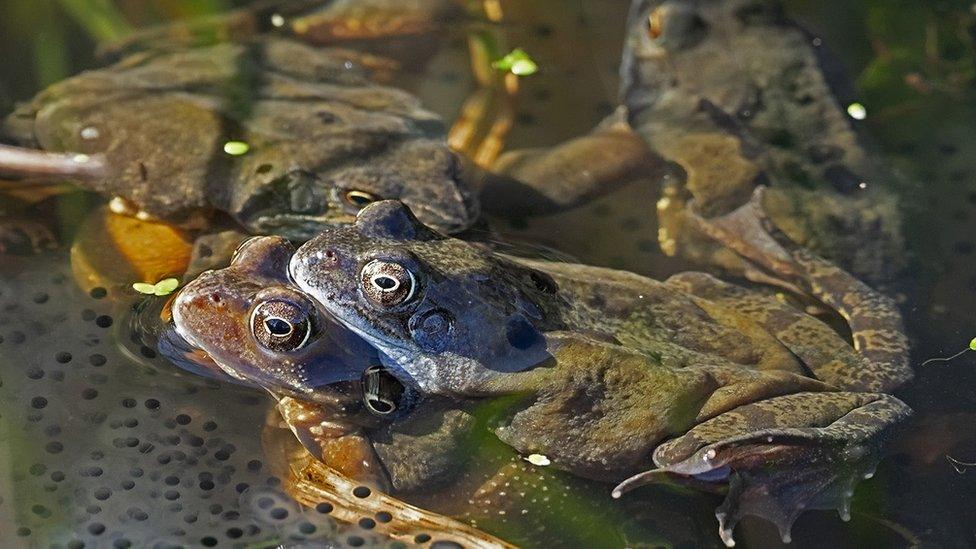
[619, 0, 904, 284]
[164, 234, 508, 547]
[288, 199, 913, 546]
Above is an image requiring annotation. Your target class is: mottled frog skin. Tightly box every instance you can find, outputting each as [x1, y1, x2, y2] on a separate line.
[619, 0, 904, 284]
[2, 36, 477, 239]
[289, 200, 913, 545]
[168, 234, 480, 490]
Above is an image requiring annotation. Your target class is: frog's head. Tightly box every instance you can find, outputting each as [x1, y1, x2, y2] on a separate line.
[169, 236, 405, 417]
[620, 0, 784, 113]
[290, 201, 559, 395]
[234, 138, 480, 241]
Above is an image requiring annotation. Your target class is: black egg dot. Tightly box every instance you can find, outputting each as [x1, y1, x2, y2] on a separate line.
[348, 536, 365, 547]
[51, 471, 65, 482]
[164, 490, 180, 500]
[214, 450, 230, 461]
[89, 354, 106, 366]
[90, 287, 107, 299]
[16, 527, 30, 536]
[130, 467, 144, 478]
[415, 534, 432, 543]
[88, 523, 105, 535]
[139, 346, 156, 359]
[175, 414, 191, 425]
[270, 507, 288, 520]
[235, 482, 249, 493]
[121, 480, 134, 490]
[55, 352, 72, 363]
[201, 537, 217, 547]
[353, 486, 371, 498]
[31, 396, 47, 409]
[376, 511, 392, 523]
[358, 518, 376, 529]
[226, 527, 243, 539]
[32, 293, 49, 304]
[113, 539, 131, 549]
[94, 488, 111, 500]
[203, 421, 217, 431]
[299, 521, 316, 534]
[82, 388, 98, 400]
[67, 540, 84, 549]
[26, 367, 44, 380]
[86, 505, 101, 514]
[247, 459, 262, 471]
[121, 398, 136, 408]
[315, 502, 333, 514]
[164, 476, 179, 486]
[45, 441, 63, 454]
[29, 463, 46, 475]
[199, 480, 214, 490]
[144, 399, 160, 410]
[95, 315, 113, 328]
[127, 507, 148, 521]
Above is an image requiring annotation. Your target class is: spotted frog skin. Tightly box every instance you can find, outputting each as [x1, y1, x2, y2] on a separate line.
[617, 0, 905, 285]
[289, 200, 913, 546]
[2, 36, 477, 240]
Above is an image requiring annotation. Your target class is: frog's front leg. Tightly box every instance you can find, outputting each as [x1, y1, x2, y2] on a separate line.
[613, 391, 912, 547]
[480, 109, 667, 219]
[276, 396, 391, 491]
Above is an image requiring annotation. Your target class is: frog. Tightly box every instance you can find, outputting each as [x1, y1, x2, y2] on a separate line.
[287, 198, 914, 546]
[1, 35, 479, 240]
[617, 0, 905, 285]
[163, 233, 509, 548]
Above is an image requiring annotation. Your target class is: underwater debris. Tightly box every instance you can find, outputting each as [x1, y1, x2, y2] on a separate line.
[946, 454, 976, 474]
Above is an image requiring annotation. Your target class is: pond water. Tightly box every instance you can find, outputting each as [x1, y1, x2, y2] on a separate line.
[1, 1, 975, 548]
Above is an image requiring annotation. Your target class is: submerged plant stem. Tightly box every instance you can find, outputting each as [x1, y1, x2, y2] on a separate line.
[0, 144, 107, 180]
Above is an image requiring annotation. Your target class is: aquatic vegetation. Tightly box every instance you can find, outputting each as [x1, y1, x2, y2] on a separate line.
[492, 47, 538, 76]
[922, 337, 976, 366]
[222, 140, 250, 156]
[132, 277, 180, 296]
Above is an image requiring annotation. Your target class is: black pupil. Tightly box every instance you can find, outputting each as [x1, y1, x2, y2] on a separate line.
[348, 192, 373, 206]
[265, 318, 292, 336]
[375, 276, 397, 290]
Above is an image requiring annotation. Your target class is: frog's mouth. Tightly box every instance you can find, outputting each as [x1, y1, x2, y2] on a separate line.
[157, 324, 248, 384]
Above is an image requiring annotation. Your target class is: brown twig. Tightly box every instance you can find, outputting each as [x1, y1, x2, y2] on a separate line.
[0, 144, 107, 180]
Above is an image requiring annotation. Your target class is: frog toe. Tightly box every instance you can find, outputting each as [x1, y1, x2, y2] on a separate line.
[613, 392, 911, 547]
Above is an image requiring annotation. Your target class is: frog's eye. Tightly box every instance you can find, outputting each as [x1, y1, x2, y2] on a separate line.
[647, 7, 664, 39]
[360, 260, 416, 307]
[343, 190, 380, 210]
[250, 299, 313, 352]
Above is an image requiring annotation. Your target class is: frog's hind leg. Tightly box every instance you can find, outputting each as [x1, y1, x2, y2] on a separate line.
[613, 391, 912, 547]
[687, 187, 911, 392]
[481, 108, 667, 218]
[665, 272, 874, 392]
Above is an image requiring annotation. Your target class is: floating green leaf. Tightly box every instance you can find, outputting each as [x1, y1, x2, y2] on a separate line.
[133, 277, 180, 296]
[970, 337, 976, 351]
[223, 141, 250, 156]
[492, 48, 538, 76]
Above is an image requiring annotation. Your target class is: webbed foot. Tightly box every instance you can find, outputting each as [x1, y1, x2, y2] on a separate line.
[612, 391, 912, 547]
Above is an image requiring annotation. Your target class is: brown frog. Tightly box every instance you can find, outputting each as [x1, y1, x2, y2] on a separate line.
[164, 234, 508, 548]
[618, 0, 904, 284]
[2, 35, 478, 240]
[288, 199, 913, 546]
